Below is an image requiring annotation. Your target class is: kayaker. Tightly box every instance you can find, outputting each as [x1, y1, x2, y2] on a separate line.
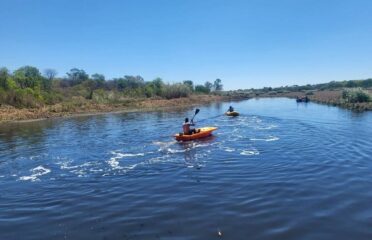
[228, 106, 234, 112]
[183, 118, 196, 135]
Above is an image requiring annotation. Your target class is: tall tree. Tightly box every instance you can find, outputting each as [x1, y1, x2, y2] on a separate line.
[44, 69, 57, 80]
[124, 75, 145, 89]
[195, 85, 210, 93]
[66, 68, 89, 85]
[91, 73, 105, 88]
[14, 66, 42, 89]
[152, 78, 164, 96]
[204, 81, 213, 92]
[91, 73, 105, 82]
[183, 80, 194, 91]
[213, 78, 223, 91]
[0, 67, 9, 89]
[43, 69, 57, 91]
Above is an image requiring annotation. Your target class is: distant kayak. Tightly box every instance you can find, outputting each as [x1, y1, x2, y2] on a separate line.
[225, 111, 240, 116]
[174, 127, 217, 141]
[296, 97, 309, 103]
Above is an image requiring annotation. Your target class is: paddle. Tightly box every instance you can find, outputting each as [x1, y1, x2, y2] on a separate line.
[191, 108, 200, 123]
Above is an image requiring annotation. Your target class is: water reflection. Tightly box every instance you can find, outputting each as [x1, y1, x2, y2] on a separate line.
[0, 120, 57, 152]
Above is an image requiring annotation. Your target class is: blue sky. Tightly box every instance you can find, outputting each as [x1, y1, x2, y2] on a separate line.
[1, 0, 372, 90]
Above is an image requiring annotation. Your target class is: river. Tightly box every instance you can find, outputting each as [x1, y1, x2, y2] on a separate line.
[0, 98, 372, 239]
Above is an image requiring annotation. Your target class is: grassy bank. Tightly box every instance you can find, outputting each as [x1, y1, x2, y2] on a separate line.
[0, 65, 228, 122]
[0, 94, 226, 122]
[222, 78, 372, 111]
[253, 89, 372, 111]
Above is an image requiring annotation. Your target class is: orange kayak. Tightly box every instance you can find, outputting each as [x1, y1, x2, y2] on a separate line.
[174, 127, 217, 141]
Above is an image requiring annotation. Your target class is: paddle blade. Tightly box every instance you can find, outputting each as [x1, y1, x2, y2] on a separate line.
[195, 108, 200, 115]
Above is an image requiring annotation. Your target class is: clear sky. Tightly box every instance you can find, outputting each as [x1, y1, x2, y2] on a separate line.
[1, 0, 372, 90]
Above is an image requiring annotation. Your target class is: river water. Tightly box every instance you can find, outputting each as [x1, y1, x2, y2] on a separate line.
[0, 98, 372, 239]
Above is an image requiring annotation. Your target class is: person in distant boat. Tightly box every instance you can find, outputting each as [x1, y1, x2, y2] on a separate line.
[228, 106, 234, 112]
[183, 118, 196, 135]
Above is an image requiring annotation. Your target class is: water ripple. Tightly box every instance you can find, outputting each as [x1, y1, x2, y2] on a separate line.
[1, 98, 372, 239]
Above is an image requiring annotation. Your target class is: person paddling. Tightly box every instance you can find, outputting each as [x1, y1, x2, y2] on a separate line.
[183, 118, 196, 135]
[228, 106, 234, 112]
[182, 109, 200, 135]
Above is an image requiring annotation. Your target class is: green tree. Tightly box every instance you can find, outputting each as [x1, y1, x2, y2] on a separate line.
[204, 81, 213, 92]
[342, 88, 371, 103]
[183, 80, 194, 91]
[91, 73, 105, 88]
[124, 75, 145, 89]
[151, 78, 164, 96]
[43, 69, 57, 91]
[195, 85, 210, 93]
[213, 78, 223, 91]
[91, 73, 105, 82]
[67, 68, 89, 85]
[0, 67, 9, 89]
[14, 66, 42, 89]
[44, 69, 57, 80]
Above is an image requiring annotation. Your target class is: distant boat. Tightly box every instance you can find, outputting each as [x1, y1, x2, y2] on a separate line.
[296, 96, 309, 103]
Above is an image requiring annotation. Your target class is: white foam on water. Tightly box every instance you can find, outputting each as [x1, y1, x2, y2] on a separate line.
[255, 124, 277, 130]
[58, 161, 95, 170]
[58, 160, 77, 170]
[19, 166, 51, 181]
[266, 136, 279, 141]
[165, 148, 187, 154]
[117, 153, 145, 157]
[240, 149, 260, 156]
[30, 155, 39, 160]
[123, 163, 140, 170]
[29, 153, 48, 161]
[193, 143, 211, 148]
[108, 154, 123, 170]
[147, 155, 178, 165]
[224, 147, 236, 152]
[250, 136, 279, 142]
[227, 135, 244, 142]
[107, 151, 146, 170]
[70, 169, 87, 177]
[153, 141, 176, 149]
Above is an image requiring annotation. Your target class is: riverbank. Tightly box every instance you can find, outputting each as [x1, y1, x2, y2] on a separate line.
[0, 94, 229, 123]
[246, 89, 372, 111]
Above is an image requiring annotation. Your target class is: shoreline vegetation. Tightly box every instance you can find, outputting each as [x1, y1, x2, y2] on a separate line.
[0, 65, 230, 123]
[0, 65, 371, 122]
[0, 94, 228, 123]
[223, 78, 372, 111]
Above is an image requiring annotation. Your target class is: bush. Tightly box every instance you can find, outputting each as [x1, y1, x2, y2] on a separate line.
[161, 83, 191, 99]
[195, 85, 210, 94]
[342, 88, 371, 103]
[2, 88, 42, 108]
[41, 91, 64, 105]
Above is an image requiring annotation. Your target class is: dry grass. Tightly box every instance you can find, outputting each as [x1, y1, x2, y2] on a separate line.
[258, 89, 372, 111]
[309, 90, 372, 111]
[0, 94, 225, 122]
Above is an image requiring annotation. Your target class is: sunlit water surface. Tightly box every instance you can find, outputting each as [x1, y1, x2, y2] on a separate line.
[1, 98, 372, 239]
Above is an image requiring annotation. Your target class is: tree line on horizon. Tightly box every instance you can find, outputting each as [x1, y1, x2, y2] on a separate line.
[226, 78, 372, 104]
[241, 79, 372, 94]
[0, 66, 223, 108]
